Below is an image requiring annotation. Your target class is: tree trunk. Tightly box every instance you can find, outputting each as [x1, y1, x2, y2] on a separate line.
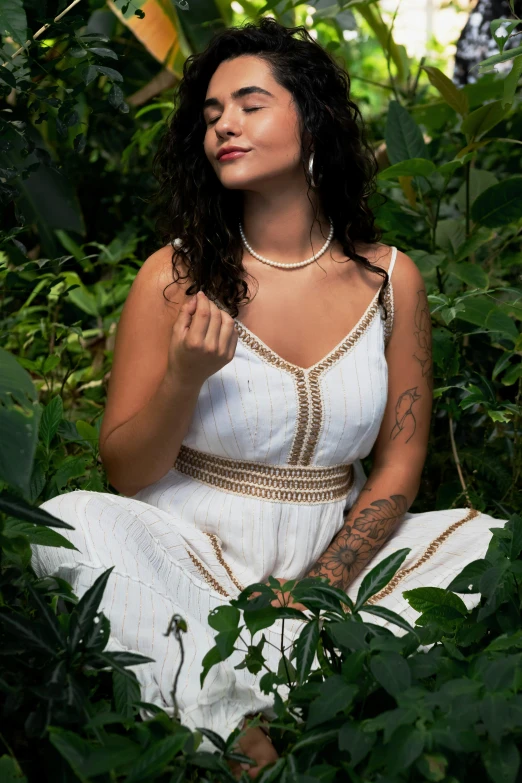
[453, 0, 522, 85]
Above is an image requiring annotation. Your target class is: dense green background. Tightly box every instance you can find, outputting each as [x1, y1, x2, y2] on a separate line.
[1, 2, 522, 780]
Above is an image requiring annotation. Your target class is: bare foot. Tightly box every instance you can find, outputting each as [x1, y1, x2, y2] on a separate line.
[227, 720, 279, 780]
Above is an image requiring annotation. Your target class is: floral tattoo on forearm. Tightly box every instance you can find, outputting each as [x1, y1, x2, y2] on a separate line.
[413, 289, 433, 392]
[306, 494, 408, 589]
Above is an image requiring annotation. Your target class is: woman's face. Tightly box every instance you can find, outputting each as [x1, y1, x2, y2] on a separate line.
[203, 55, 308, 191]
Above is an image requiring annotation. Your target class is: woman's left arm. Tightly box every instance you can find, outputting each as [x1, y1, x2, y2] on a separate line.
[305, 251, 433, 591]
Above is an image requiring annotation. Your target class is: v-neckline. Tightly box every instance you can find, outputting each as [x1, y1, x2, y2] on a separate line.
[234, 286, 383, 374]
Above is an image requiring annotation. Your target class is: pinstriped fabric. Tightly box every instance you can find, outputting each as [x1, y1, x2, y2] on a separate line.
[32, 244, 509, 750]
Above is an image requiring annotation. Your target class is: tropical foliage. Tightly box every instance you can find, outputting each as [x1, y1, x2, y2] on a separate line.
[1, 0, 521, 780]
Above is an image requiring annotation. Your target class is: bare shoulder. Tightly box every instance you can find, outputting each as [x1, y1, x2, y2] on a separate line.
[132, 243, 193, 321]
[389, 247, 426, 302]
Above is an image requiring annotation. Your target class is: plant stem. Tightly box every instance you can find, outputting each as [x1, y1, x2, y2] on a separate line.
[8, 0, 83, 61]
[449, 414, 473, 508]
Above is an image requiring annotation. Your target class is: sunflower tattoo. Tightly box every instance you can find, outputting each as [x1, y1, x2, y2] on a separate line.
[307, 495, 408, 589]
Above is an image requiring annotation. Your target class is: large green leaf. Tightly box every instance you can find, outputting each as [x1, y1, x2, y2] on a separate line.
[460, 100, 510, 140]
[306, 676, 357, 729]
[0, 491, 75, 529]
[370, 652, 411, 698]
[471, 178, 522, 227]
[68, 567, 114, 652]
[0, 348, 40, 492]
[385, 101, 428, 165]
[294, 619, 320, 683]
[421, 65, 469, 116]
[124, 734, 193, 783]
[354, 548, 410, 611]
[0, 0, 28, 48]
[378, 158, 436, 180]
[0, 755, 28, 783]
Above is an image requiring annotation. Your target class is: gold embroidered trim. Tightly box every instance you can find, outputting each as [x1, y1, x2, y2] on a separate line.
[299, 297, 382, 464]
[365, 508, 480, 605]
[185, 547, 230, 597]
[382, 281, 394, 347]
[235, 295, 382, 466]
[205, 532, 245, 592]
[174, 444, 354, 504]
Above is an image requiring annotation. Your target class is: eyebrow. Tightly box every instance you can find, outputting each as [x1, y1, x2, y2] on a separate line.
[202, 85, 274, 113]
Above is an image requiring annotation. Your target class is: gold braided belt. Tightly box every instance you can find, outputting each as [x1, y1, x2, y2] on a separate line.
[174, 443, 355, 504]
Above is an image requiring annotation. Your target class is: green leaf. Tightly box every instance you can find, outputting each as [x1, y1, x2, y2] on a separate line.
[68, 567, 114, 652]
[53, 455, 90, 491]
[359, 604, 419, 636]
[0, 0, 27, 47]
[482, 737, 520, 783]
[125, 732, 191, 783]
[48, 729, 92, 783]
[95, 65, 124, 82]
[492, 351, 515, 380]
[471, 177, 522, 227]
[447, 262, 489, 289]
[402, 586, 468, 615]
[215, 627, 241, 659]
[306, 676, 358, 729]
[370, 652, 411, 698]
[0, 755, 27, 782]
[291, 727, 339, 752]
[75, 420, 99, 450]
[385, 726, 425, 774]
[1, 518, 77, 549]
[255, 758, 287, 782]
[378, 158, 436, 179]
[509, 515, 522, 560]
[416, 753, 448, 782]
[0, 394, 40, 493]
[482, 654, 521, 692]
[89, 47, 119, 60]
[485, 309, 519, 342]
[422, 66, 469, 116]
[39, 395, 63, 449]
[338, 720, 376, 765]
[460, 100, 510, 140]
[0, 611, 58, 655]
[490, 19, 521, 54]
[480, 693, 513, 744]
[477, 43, 522, 70]
[326, 620, 370, 651]
[200, 644, 224, 688]
[485, 629, 522, 653]
[26, 581, 65, 648]
[295, 619, 320, 683]
[354, 548, 410, 611]
[113, 669, 141, 718]
[385, 101, 428, 164]
[207, 604, 240, 632]
[366, 705, 418, 743]
[243, 606, 280, 635]
[502, 54, 522, 107]
[0, 491, 74, 529]
[294, 581, 354, 613]
[415, 605, 466, 631]
[446, 559, 490, 593]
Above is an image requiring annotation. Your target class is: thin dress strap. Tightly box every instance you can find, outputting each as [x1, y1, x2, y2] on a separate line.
[387, 245, 398, 281]
[383, 246, 397, 347]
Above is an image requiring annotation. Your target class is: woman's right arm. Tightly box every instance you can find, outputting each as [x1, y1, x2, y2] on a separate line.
[99, 246, 203, 496]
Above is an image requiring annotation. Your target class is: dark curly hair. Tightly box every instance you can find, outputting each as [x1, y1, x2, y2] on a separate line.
[151, 16, 389, 318]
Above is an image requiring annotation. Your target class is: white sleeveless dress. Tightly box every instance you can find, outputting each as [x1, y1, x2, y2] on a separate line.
[32, 245, 508, 749]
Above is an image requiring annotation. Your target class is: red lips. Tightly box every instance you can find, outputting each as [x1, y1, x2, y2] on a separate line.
[216, 146, 250, 160]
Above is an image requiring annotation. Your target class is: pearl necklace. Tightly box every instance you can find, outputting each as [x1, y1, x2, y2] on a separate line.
[239, 217, 334, 269]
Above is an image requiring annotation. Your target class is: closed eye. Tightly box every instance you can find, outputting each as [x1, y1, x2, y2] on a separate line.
[207, 107, 262, 126]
